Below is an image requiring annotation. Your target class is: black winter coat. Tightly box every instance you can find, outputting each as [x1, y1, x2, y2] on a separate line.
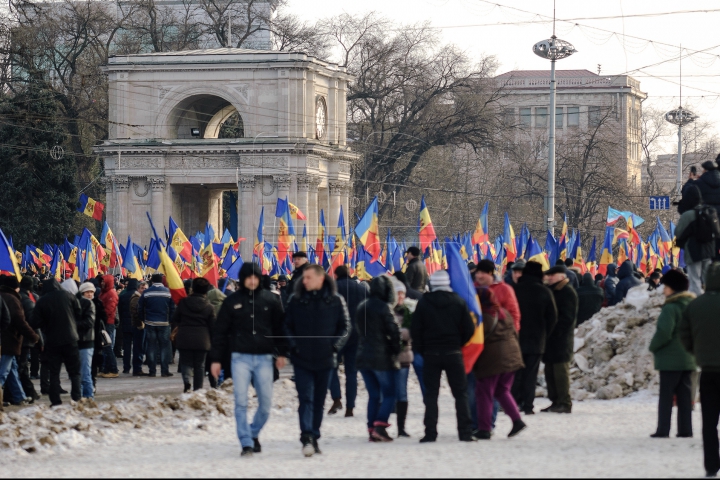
[543, 279, 578, 364]
[285, 262, 308, 306]
[612, 261, 643, 306]
[514, 275, 558, 355]
[577, 273, 604, 324]
[173, 294, 215, 351]
[405, 257, 428, 292]
[75, 295, 96, 349]
[0, 287, 38, 356]
[19, 288, 40, 348]
[411, 290, 475, 355]
[31, 278, 82, 348]
[356, 276, 401, 371]
[118, 280, 138, 333]
[694, 170, 720, 211]
[335, 275, 369, 347]
[284, 279, 350, 371]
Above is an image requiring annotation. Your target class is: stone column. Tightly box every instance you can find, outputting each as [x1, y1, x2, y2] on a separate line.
[207, 190, 223, 236]
[308, 176, 321, 240]
[114, 176, 130, 241]
[101, 176, 115, 231]
[238, 175, 257, 261]
[296, 175, 311, 243]
[148, 176, 166, 236]
[328, 181, 344, 227]
[273, 174, 292, 202]
[342, 182, 351, 228]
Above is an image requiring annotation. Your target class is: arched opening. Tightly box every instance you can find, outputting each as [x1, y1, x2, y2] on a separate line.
[169, 94, 245, 139]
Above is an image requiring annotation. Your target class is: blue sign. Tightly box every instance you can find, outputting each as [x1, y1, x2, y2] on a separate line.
[649, 196, 671, 210]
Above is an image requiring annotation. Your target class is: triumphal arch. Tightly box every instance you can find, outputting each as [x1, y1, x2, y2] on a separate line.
[96, 48, 356, 259]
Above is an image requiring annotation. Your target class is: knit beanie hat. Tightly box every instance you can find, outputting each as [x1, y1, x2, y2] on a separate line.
[661, 269, 689, 293]
[428, 270, 452, 292]
[390, 276, 406, 294]
[78, 282, 96, 294]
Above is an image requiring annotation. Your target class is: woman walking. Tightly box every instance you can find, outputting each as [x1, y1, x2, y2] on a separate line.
[649, 269, 696, 438]
[172, 278, 215, 392]
[356, 275, 401, 442]
[390, 276, 416, 437]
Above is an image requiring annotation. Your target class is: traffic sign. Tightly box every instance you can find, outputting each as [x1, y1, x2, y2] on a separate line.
[649, 196, 671, 210]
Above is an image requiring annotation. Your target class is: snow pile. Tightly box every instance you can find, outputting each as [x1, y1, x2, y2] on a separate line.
[570, 285, 665, 400]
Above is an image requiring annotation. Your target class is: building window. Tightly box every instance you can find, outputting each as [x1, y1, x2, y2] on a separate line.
[520, 108, 531, 126]
[588, 106, 602, 127]
[567, 106, 579, 126]
[503, 108, 515, 125]
[556, 107, 563, 128]
[536, 107, 548, 128]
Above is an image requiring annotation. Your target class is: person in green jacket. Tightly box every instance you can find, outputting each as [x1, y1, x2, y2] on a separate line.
[649, 269, 696, 439]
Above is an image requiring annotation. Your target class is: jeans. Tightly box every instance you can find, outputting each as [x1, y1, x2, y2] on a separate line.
[230, 353, 274, 448]
[145, 325, 171, 376]
[422, 352, 473, 440]
[180, 349, 207, 391]
[360, 369, 397, 429]
[701, 371, 720, 475]
[328, 343, 358, 409]
[512, 354, 542, 412]
[0, 355, 26, 403]
[79, 348, 94, 398]
[412, 353, 427, 400]
[122, 331, 133, 373]
[102, 324, 118, 374]
[46, 343, 81, 406]
[655, 370, 693, 437]
[294, 365, 332, 440]
[396, 366, 410, 402]
[132, 328, 145, 374]
[475, 372, 521, 432]
[545, 362, 572, 409]
[688, 259, 712, 296]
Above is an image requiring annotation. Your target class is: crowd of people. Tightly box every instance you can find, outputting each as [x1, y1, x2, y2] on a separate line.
[1, 193, 720, 475]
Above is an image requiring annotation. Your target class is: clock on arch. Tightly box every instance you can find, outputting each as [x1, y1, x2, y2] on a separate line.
[315, 96, 327, 140]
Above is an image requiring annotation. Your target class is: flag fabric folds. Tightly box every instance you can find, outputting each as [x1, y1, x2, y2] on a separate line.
[78, 193, 104, 221]
[418, 196, 437, 254]
[355, 197, 381, 262]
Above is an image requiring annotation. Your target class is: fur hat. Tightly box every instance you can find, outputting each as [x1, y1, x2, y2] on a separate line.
[661, 269, 689, 293]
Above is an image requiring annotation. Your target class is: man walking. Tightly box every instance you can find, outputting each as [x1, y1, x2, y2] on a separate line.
[130, 281, 148, 376]
[285, 251, 309, 302]
[404, 246, 428, 292]
[284, 264, 350, 457]
[411, 270, 476, 443]
[138, 274, 175, 377]
[210, 263, 287, 457]
[542, 266, 578, 414]
[118, 279, 138, 374]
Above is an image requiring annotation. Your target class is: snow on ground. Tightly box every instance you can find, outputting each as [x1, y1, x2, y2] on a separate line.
[0, 368, 708, 478]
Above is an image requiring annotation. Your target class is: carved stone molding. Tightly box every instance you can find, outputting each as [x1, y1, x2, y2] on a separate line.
[309, 175, 322, 188]
[148, 176, 166, 191]
[241, 156, 288, 168]
[272, 175, 292, 190]
[296, 174, 312, 192]
[328, 181, 348, 196]
[238, 175, 257, 191]
[132, 178, 150, 197]
[99, 176, 114, 190]
[306, 157, 320, 169]
[337, 161, 351, 174]
[114, 176, 130, 191]
[118, 158, 161, 169]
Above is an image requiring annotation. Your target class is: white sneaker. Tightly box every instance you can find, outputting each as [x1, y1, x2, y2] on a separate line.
[302, 443, 314, 457]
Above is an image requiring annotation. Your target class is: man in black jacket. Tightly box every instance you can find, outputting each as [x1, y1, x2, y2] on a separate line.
[284, 264, 350, 457]
[511, 261, 558, 414]
[77, 282, 97, 399]
[31, 278, 84, 406]
[328, 265, 368, 417]
[405, 246, 428, 292]
[210, 263, 287, 458]
[17, 276, 40, 402]
[285, 252, 309, 305]
[542, 266, 579, 414]
[576, 272, 604, 325]
[118, 278, 138, 374]
[411, 270, 476, 443]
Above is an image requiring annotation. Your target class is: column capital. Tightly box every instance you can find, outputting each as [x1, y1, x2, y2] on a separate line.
[148, 176, 166, 191]
[114, 175, 130, 192]
[238, 175, 257, 191]
[328, 180, 349, 195]
[272, 174, 292, 189]
[99, 176, 114, 189]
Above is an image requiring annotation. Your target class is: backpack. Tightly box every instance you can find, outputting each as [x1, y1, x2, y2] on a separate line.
[693, 205, 720, 244]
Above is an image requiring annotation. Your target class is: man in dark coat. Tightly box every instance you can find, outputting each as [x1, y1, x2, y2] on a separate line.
[210, 262, 286, 457]
[285, 252, 309, 305]
[562, 259, 580, 290]
[17, 276, 41, 401]
[393, 271, 422, 300]
[542, 267, 578, 414]
[411, 270, 476, 443]
[576, 272, 604, 325]
[404, 246, 428, 292]
[511, 261, 558, 414]
[284, 264, 350, 457]
[602, 263, 619, 307]
[612, 260, 643, 306]
[31, 277, 85, 406]
[0, 275, 38, 406]
[329, 265, 368, 417]
[118, 278, 138, 374]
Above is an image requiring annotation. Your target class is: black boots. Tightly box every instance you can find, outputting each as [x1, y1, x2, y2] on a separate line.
[508, 419, 527, 438]
[396, 401, 410, 437]
[328, 399, 342, 415]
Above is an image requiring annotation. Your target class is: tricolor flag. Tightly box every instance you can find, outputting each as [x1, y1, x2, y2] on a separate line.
[503, 213, 517, 263]
[288, 202, 306, 221]
[418, 196, 437, 255]
[169, 216, 192, 262]
[78, 193, 104, 221]
[471, 202, 489, 246]
[598, 227, 614, 275]
[0, 227, 21, 280]
[355, 197, 381, 262]
[526, 235, 550, 270]
[158, 246, 188, 304]
[586, 236, 597, 276]
[122, 236, 144, 280]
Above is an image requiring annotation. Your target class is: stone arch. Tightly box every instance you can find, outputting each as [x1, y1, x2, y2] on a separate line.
[155, 86, 247, 139]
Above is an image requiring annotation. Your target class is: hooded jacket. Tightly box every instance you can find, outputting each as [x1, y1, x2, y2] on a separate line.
[210, 263, 287, 361]
[31, 278, 83, 348]
[577, 273, 604, 324]
[410, 289, 475, 356]
[335, 273, 369, 347]
[172, 293, 215, 351]
[355, 276, 401, 371]
[118, 279, 138, 332]
[99, 274, 119, 325]
[649, 291, 696, 371]
[680, 263, 720, 372]
[0, 286, 39, 356]
[675, 186, 716, 264]
[513, 274, 558, 355]
[75, 292, 96, 349]
[612, 261, 643, 306]
[693, 169, 720, 211]
[603, 264, 619, 305]
[284, 271, 350, 371]
[543, 278, 578, 364]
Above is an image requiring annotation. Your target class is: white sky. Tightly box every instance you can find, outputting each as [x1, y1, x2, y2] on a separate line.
[286, 0, 720, 155]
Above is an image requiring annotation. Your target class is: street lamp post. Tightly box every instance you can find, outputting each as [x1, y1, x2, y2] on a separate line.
[664, 108, 697, 197]
[533, 36, 576, 234]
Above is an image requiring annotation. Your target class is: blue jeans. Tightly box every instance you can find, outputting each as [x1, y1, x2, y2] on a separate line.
[145, 325, 171, 376]
[360, 369, 397, 429]
[230, 353, 274, 448]
[396, 366, 410, 402]
[412, 353, 427, 400]
[328, 343, 358, 409]
[294, 365, 332, 440]
[0, 355, 26, 403]
[102, 324, 118, 373]
[79, 348, 94, 398]
[132, 328, 145, 374]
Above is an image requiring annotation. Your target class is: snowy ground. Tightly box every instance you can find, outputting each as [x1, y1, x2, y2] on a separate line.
[0, 364, 708, 478]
